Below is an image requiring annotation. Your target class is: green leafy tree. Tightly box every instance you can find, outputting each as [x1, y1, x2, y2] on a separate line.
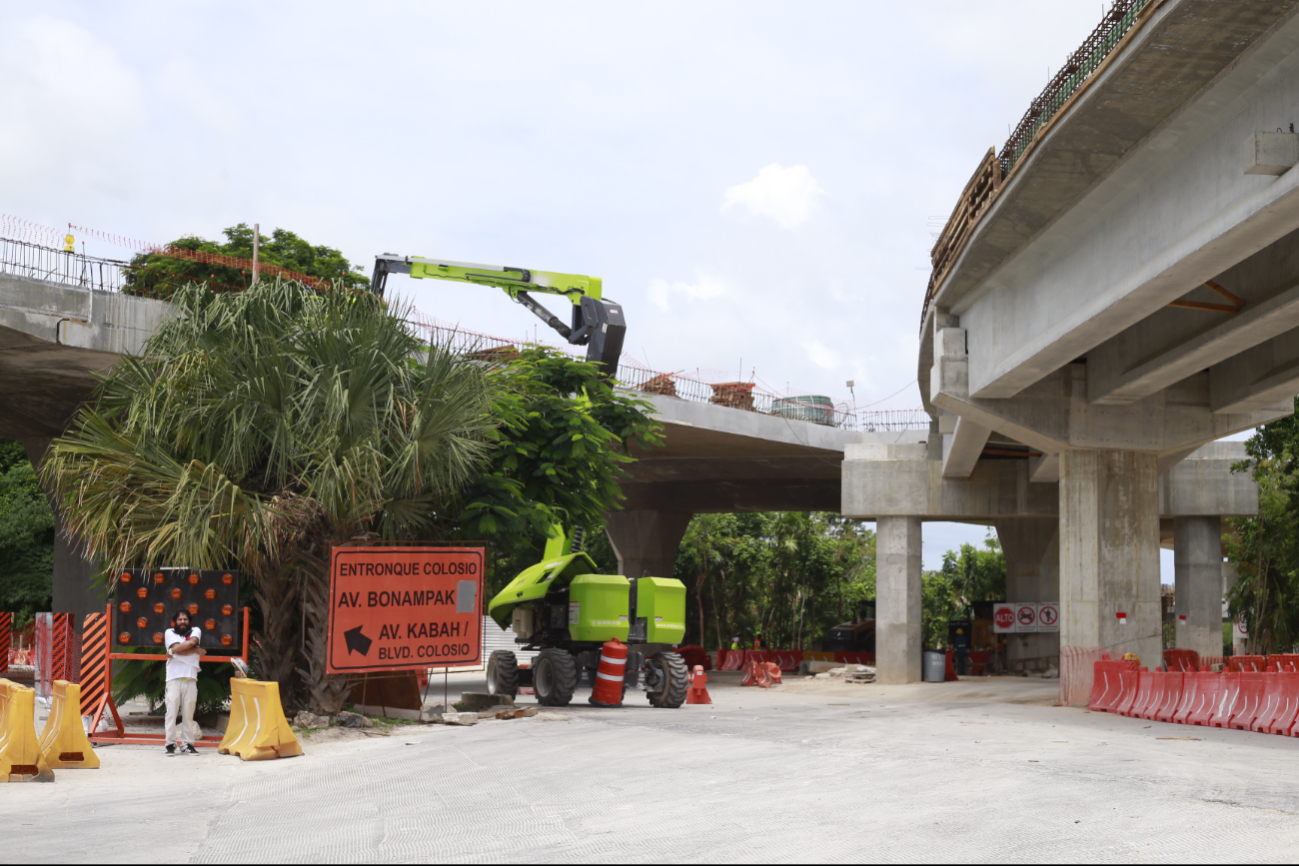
[0, 441, 54, 625]
[123, 224, 370, 298]
[455, 347, 663, 598]
[42, 280, 495, 713]
[939, 533, 1007, 617]
[1227, 400, 1299, 653]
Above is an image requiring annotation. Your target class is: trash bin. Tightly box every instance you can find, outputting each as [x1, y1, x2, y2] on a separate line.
[922, 650, 946, 682]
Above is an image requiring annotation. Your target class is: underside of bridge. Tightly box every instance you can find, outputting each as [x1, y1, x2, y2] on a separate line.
[868, 0, 1299, 685]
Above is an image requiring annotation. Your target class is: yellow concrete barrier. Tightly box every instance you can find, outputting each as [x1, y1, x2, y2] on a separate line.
[0, 679, 54, 782]
[38, 680, 99, 770]
[219, 679, 303, 761]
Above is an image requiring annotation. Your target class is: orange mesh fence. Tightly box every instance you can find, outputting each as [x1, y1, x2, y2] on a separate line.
[1060, 646, 1107, 707]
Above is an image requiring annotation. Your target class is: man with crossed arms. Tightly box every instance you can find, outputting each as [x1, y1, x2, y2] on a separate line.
[164, 609, 206, 755]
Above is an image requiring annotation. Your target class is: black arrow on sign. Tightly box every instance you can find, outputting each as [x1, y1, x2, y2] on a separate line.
[344, 625, 373, 656]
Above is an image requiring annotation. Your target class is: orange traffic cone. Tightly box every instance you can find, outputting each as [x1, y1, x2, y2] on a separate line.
[686, 665, 712, 704]
[589, 639, 627, 707]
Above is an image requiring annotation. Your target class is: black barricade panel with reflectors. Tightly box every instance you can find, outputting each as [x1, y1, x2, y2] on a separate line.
[113, 569, 240, 650]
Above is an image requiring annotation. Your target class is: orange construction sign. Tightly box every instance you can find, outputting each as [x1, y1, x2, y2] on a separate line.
[326, 545, 485, 675]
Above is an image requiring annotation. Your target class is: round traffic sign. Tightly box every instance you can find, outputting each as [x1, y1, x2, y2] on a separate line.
[1038, 605, 1058, 627]
[1017, 605, 1037, 626]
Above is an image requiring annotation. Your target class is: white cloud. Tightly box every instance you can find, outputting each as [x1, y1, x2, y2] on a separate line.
[722, 164, 825, 229]
[804, 340, 839, 370]
[646, 273, 728, 313]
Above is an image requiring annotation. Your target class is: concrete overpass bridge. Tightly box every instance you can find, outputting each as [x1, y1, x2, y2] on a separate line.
[861, 0, 1299, 684]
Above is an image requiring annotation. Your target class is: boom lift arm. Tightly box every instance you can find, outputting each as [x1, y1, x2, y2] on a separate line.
[371, 254, 627, 377]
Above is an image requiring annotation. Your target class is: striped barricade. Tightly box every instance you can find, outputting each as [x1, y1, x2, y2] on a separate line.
[1163, 649, 1200, 673]
[78, 613, 109, 727]
[771, 651, 802, 672]
[1228, 655, 1266, 673]
[1210, 672, 1243, 727]
[1137, 671, 1167, 720]
[1267, 654, 1299, 673]
[0, 679, 54, 781]
[1266, 673, 1299, 735]
[720, 652, 746, 671]
[0, 613, 9, 677]
[218, 679, 302, 761]
[38, 681, 98, 769]
[1089, 659, 1137, 712]
[1170, 671, 1199, 724]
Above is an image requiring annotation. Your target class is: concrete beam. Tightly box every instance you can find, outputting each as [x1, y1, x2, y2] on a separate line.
[941, 417, 991, 478]
[1209, 324, 1299, 413]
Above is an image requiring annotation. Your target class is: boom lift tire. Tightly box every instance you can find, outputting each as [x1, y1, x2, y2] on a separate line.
[533, 648, 578, 707]
[486, 650, 519, 698]
[645, 651, 688, 708]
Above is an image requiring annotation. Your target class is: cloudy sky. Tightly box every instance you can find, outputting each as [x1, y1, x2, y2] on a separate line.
[3, 0, 1163, 570]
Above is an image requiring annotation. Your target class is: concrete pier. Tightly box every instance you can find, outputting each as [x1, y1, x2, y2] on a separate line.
[995, 518, 1060, 673]
[1174, 516, 1225, 660]
[876, 516, 922, 685]
[603, 509, 692, 580]
[1059, 450, 1162, 666]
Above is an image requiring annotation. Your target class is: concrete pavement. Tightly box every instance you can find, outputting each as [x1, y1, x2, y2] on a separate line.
[8, 672, 1299, 862]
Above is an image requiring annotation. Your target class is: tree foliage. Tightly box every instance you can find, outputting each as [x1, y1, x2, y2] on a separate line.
[672, 512, 875, 649]
[1226, 400, 1299, 653]
[43, 280, 496, 712]
[124, 223, 370, 299]
[0, 441, 54, 625]
[456, 347, 663, 598]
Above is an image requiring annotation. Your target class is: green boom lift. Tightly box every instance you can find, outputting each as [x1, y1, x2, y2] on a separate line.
[371, 254, 690, 707]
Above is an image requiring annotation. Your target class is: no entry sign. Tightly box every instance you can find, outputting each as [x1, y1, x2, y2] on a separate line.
[327, 545, 485, 675]
[1016, 603, 1039, 632]
[1036, 602, 1059, 632]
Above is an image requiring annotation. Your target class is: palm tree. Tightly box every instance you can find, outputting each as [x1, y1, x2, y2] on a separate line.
[43, 280, 496, 712]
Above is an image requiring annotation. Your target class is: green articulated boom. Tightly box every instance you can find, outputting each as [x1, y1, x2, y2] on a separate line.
[483, 526, 691, 709]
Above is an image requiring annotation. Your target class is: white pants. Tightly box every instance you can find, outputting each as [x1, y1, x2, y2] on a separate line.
[165, 677, 200, 746]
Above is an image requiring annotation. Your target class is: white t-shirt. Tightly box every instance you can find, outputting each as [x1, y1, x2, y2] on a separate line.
[164, 627, 202, 681]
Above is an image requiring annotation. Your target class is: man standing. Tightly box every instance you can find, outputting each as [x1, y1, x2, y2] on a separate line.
[164, 610, 205, 756]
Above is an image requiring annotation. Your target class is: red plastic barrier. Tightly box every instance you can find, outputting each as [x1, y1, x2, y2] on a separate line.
[1228, 655, 1267, 673]
[1251, 673, 1290, 733]
[1137, 671, 1168, 720]
[1267, 654, 1299, 673]
[1088, 660, 1137, 712]
[1112, 670, 1141, 716]
[1270, 673, 1299, 735]
[743, 650, 772, 668]
[1154, 672, 1185, 723]
[1183, 672, 1222, 726]
[1170, 671, 1200, 724]
[1210, 672, 1243, 727]
[1229, 672, 1267, 730]
[1164, 649, 1200, 673]
[771, 651, 801, 672]
[720, 651, 746, 671]
[1123, 670, 1153, 718]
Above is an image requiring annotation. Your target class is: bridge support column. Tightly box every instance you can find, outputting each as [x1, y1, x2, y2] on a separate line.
[22, 439, 103, 624]
[1175, 516, 1224, 661]
[994, 518, 1059, 673]
[876, 516, 922, 685]
[604, 510, 693, 580]
[1059, 449, 1162, 665]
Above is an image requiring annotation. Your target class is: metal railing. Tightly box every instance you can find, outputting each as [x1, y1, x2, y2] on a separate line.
[0, 236, 132, 292]
[921, 0, 1160, 329]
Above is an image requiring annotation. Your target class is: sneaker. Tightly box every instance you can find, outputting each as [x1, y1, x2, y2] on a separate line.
[165, 744, 176, 756]
[184, 744, 199, 755]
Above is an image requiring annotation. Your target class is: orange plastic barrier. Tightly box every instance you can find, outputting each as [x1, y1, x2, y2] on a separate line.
[720, 652, 745, 671]
[743, 650, 772, 668]
[1137, 671, 1167, 720]
[1163, 649, 1200, 673]
[1182, 672, 1221, 726]
[1122, 670, 1153, 717]
[1088, 659, 1137, 712]
[1269, 673, 1299, 735]
[1154, 672, 1185, 723]
[1250, 673, 1292, 734]
[1172, 672, 1202, 725]
[1112, 671, 1141, 716]
[1267, 654, 1299, 673]
[740, 660, 781, 688]
[1229, 672, 1267, 730]
[1228, 655, 1267, 673]
[1209, 672, 1243, 727]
